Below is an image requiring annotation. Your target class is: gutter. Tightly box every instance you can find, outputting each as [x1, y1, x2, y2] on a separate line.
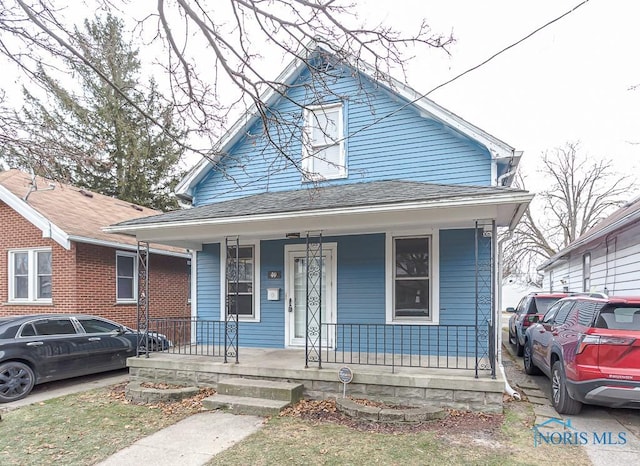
[497, 230, 521, 400]
[106, 191, 535, 234]
[538, 205, 640, 271]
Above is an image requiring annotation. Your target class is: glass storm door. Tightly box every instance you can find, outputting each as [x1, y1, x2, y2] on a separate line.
[285, 245, 335, 348]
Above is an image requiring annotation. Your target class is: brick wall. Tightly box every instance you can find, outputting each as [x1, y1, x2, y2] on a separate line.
[74, 243, 191, 329]
[1, 201, 191, 326]
[0, 201, 77, 315]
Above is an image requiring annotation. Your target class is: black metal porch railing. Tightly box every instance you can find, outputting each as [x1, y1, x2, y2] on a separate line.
[320, 323, 485, 371]
[149, 318, 227, 357]
[147, 318, 492, 372]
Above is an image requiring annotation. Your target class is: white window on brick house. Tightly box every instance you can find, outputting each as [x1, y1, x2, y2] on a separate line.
[302, 103, 346, 180]
[116, 251, 137, 303]
[8, 248, 52, 303]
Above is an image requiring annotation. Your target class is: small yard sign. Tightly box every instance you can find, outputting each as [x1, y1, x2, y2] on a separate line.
[338, 366, 353, 397]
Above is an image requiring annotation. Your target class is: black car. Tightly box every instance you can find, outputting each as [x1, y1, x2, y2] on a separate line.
[507, 292, 568, 356]
[0, 314, 170, 403]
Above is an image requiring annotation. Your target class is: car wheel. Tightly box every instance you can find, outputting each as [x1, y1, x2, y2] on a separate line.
[551, 361, 582, 415]
[515, 336, 524, 357]
[523, 340, 541, 375]
[508, 327, 516, 345]
[0, 361, 36, 403]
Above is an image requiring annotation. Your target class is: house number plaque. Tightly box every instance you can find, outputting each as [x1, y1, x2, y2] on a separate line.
[338, 366, 353, 397]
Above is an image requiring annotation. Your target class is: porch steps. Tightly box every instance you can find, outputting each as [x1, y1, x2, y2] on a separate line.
[202, 378, 304, 416]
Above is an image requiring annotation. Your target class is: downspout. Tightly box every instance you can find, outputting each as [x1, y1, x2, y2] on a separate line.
[497, 230, 521, 400]
[496, 168, 517, 187]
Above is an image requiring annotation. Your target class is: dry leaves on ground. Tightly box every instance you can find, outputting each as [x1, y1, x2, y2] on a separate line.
[280, 399, 504, 435]
[107, 382, 216, 416]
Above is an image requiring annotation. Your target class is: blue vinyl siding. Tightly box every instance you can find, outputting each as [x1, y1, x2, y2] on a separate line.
[194, 230, 486, 356]
[196, 243, 220, 321]
[439, 228, 491, 356]
[192, 67, 492, 206]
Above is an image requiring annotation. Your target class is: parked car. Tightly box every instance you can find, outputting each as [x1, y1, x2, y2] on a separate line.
[507, 292, 568, 356]
[523, 295, 640, 414]
[0, 314, 170, 403]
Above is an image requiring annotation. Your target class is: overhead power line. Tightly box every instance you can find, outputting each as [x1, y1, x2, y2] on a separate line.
[340, 0, 591, 144]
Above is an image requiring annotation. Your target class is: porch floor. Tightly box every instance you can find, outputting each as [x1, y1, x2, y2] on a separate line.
[127, 347, 505, 413]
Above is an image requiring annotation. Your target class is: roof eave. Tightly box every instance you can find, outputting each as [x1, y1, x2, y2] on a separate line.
[106, 191, 534, 236]
[0, 184, 71, 249]
[67, 234, 190, 258]
[538, 207, 640, 271]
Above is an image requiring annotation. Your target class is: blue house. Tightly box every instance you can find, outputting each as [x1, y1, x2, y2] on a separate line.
[108, 48, 532, 411]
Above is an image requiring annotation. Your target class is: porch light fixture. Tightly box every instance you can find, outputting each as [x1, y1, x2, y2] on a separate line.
[286, 232, 301, 239]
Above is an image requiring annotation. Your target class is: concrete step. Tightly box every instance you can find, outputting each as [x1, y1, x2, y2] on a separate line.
[202, 394, 291, 416]
[217, 378, 304, 403]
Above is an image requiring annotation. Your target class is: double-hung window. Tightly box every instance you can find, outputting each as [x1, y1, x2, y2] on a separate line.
[583, 253, 591, 292]
[225, 245, 257, 318]
[302, 103, 345, 180]
[116, 252, 137, 303]
[8, 248, 52, 303]
[393, 237, 431, 320]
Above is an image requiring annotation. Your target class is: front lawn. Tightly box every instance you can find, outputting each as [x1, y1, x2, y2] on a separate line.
[0, 384, 589, 466]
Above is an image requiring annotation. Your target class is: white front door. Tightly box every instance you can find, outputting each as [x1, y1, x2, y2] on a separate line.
[285, 243, 336, 348]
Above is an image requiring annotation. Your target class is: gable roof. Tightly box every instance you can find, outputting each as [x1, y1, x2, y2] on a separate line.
[0, 169, 188, 257]
[107, 180, 533, 248]
[175, 45, 519, 201]
[538, 196, 640, 271]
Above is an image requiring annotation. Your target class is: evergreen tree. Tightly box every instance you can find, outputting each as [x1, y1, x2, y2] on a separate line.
[5, 14, 184, 211]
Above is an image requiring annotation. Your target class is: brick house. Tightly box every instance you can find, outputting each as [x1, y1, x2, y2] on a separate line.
[0, 169, 190, 328]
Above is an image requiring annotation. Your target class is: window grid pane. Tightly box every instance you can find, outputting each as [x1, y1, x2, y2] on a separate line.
[394, 237, 430, 319]
[37, 251, 52, 299]
[227, 246, 255, 317]
[117, 255, 135, 300]
[10, 250, 52, 301]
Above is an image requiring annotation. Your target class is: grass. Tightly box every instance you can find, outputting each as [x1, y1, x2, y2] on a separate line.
[0, 386, 194, 466]
[0, 385, 591, 466]
[211, 402, 590, 466]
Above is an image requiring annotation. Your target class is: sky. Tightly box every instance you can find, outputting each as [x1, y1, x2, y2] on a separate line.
[2, 0, 638, 196]
[357, 0, 640, 193]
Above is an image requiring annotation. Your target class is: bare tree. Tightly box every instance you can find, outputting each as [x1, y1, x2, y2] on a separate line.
[0, 0, 453, 175]
[503, 142, 634, 282]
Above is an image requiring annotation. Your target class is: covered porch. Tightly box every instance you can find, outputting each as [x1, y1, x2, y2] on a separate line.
[105, 180, 532, 411]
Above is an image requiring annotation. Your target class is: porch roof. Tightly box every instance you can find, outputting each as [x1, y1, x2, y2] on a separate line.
[105, 180, 532, 249]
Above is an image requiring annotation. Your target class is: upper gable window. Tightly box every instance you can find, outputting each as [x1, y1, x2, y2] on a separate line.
[302, 103, 346, 180]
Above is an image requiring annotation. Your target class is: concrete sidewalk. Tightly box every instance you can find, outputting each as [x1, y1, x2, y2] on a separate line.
[97, 411, 265, 466]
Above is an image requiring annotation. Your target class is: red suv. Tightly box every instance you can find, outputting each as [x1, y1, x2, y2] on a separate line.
[508, 292, 568, 356]
[523, 295, 640, 414]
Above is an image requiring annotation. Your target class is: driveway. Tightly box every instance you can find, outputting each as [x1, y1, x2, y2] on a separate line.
[502, 331, 640, 463]
[1, 368, 129, 411]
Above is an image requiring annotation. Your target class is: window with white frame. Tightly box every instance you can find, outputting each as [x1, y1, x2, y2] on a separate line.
[302, 103, 345, 180]
[393, 237, 431, 320]
[226, 245, 255, 317]
[116, 252, 137, 302]
[8, 248, 52, 303]
[583, 253, 591, 292]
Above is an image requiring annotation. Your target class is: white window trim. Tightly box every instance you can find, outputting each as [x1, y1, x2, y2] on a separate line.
[302, 103, 346, 181]
[583, 252, 591, 292]
[116, 251, 138, 303]
[385, 230, 440, 325]
[7, 248, 53, 304]
[219, 240, 261, 322]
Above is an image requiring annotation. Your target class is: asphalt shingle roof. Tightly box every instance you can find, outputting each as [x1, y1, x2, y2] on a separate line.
[114, 180, 527, 228]
[0, 169, 185, 254]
